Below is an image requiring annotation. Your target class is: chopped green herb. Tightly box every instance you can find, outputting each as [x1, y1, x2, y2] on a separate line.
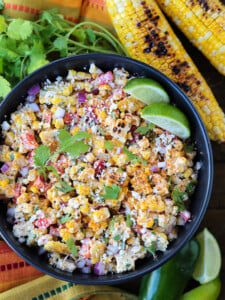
[172, 188, 187, 212]
[55, 180, 75, 194]
[183, 145, 194, 153]
[123, 147, 148, 166]
[113, 234, 121, 241]
[33, 206, 40, 212]
[82, 228, 86, 235]
[118, 167, 123, 173]
[58, 214, 73, 224]
[186, 182, 195, 193]
[66, 238, 78, 257]
[146, 241, 157, 258]
[125, 214, 133, 227]
[46, 166, 59, 177]
[135, 123, 154, 135]
[126, 264, 131, 268]
[104, 140, 115, 150]
[102, 184, 121, 200]
[103, 237, 109, 244]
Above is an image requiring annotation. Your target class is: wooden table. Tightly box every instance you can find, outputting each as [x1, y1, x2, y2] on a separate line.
[119, 19, 225, 299]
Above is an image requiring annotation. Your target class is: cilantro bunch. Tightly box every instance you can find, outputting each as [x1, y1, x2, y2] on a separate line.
[0, 8, 129, 98]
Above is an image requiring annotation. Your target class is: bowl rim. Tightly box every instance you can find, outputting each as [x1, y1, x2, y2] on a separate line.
[0, 53, 213, 285]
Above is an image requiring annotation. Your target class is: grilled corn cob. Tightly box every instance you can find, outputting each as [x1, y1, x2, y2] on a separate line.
[156, 0, 225, 76]
[106, 0, 225, 142]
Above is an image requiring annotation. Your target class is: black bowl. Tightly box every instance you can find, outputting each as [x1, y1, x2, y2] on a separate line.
[0, 54, 213, 285]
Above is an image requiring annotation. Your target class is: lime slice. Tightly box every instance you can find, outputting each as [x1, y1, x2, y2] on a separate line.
[123, 78, 170, 105]
[193, 228, 222, 284]
[141, 103, 191, 139]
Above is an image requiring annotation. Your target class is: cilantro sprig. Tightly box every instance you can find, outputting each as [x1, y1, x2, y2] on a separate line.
[33, 129, 91, 181]
[58, 214, 73, 224]
[146, 241, 157, 258]
[104, 140, 115, 150]
[56, 180, 75, 194]
[102, 184, 121, 200]
[135, 123, 154, 135]
[0, 9, 129, 100]
[172, 188, 187, 212]
[66, 238, 78, 257]
[123, 147, 148, 166]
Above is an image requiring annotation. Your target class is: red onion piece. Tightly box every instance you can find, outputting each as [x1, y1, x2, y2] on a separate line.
[1, 163, 10, 173]
[76, 259, 86, 269]
[94, 262, 106, 275]
[180, 210, 191, 223]
[26, 95, 36, 103]
[54, 107, 65, 118]
[78, 92, 86, 103]
[28, 103, 40, 112]
[28, 84, 40, 96]
[150, 165, 158, 172]
[7, 207, 15, 217]
[19, 166, 29, 177]
[81, 266, 91, 274]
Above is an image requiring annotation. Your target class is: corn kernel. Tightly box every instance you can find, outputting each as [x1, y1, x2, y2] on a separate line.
[183, 168, 193, 178]
[31, 121, 40, 130]
[59, 229, 73, 241]
[5, 132, 15, 145]
[70, 126, 80, 136]
[53, 118, 64, 129]
[0, 178, 9, 188]
[30, 186, 39, 194]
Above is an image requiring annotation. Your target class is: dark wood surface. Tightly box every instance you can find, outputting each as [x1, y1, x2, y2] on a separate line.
[119, 16, 225, 299]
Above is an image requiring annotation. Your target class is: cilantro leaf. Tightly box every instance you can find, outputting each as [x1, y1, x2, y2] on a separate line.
[58, 129, 91, 157]
[27, 40, 49, 74]
[0, 16, 7, 34]
[7, 19, 33, 40]
[72, 28, 86, 43]
[56, 180, 75, 194]
[146, 241, 157, 258]
[53, 36, 68, 50]
[135, 123, 154, 135]
[33, 145, 51, 167]
[104, 140, 115, 150]
[125, 214, 133, 227]
[186, 182, 195, 193]
[123, 147, 148, 166]
[172, 188, 186, 212]
[46, 166, 59, 177]
[66, 238, 78, 256]
[58, 214, 73, 224]
[183, 145, 194, 153]
[102, 184, 121, 200]
[0, 76, 11, 98]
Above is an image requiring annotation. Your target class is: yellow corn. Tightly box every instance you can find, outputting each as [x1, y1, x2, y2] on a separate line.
[156, 0, 225, 76]
[44, 241, 69, 254]
[106, 0, 225, 142]
[0, 178, 9, 188]
[70, 126, 80, 136]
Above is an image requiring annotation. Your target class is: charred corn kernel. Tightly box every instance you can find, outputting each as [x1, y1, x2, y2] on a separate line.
[70, 126, 80, 136]
[59, 229, 73, 242]
[146, 196, 166, 212]
[157, 0, 225, 76]
[92, 207, 110, 223]
[31, 121, 40, 130]
[90, 241, 105, 264]
[44, 241, 68, 254]
[0, 178, 9, 188]
[53, 118, 64, 129]
[106, 0, 225, 142]
[89, 220, 108, 232]
[183, 168, 193, 178]
[5, 132, 15, 145]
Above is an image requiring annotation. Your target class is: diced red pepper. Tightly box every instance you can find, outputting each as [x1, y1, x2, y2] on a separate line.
[21, 131, 38, 150]
[43, 112, 52, 124]
[35, 215, 51, 231]
[112, 88, 125, 100]
[94, 160, 106, 178]
[14, 183, 22, 200]
[96, 71, 113, 85]
[34, 175, 51, 193]
[28, 150, 35, 167]
[79, 239, 91, 258]
[49, 225, 61, 237]
[64, 112, 79, 124]
[55, 155, 68, 174]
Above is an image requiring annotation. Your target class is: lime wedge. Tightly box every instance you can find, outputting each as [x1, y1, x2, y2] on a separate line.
[193, 228, 222, 284]
[141, 103, 191, 139]
[123, 78, 170, 105]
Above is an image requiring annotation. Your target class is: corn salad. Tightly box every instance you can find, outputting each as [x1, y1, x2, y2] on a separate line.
[0, 64, 198, 275]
